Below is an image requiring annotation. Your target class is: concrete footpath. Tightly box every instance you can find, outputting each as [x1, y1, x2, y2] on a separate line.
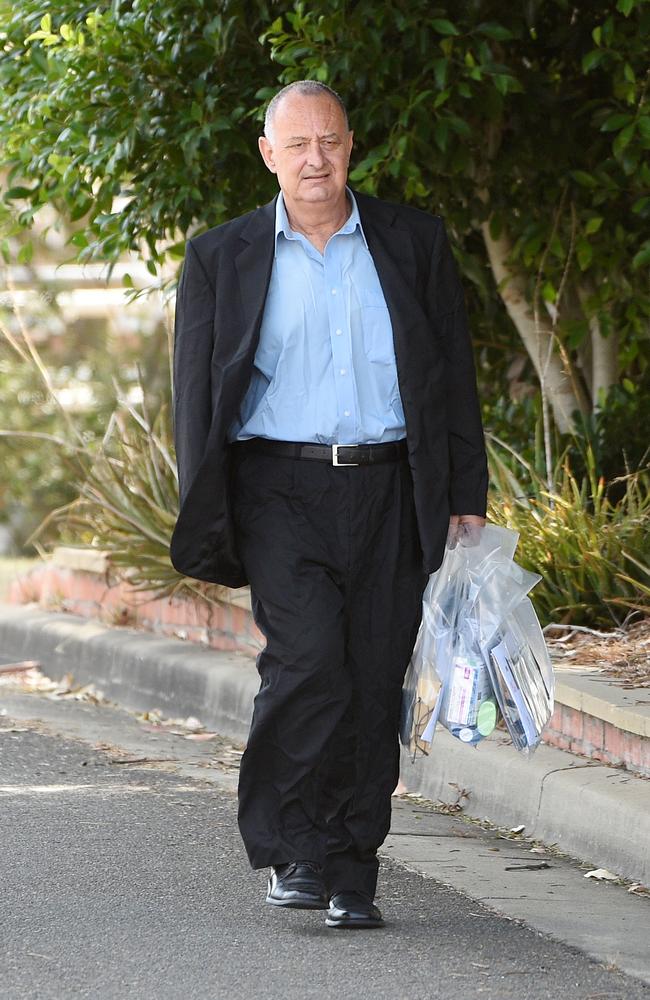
[0, 601, 648, 890]
[4, 697, 650, 998]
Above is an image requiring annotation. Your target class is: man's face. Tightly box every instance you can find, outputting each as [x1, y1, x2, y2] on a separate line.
[259, 93, 353, 210]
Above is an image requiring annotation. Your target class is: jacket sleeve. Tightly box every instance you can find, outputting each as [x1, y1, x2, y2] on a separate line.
[427, 218, 489, 516]
[172, 239, 215, 508]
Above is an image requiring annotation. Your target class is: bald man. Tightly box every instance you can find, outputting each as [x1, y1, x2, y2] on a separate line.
[170, 80, 488, 929]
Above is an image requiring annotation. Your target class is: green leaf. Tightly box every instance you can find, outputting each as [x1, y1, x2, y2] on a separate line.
[433, 88, 451, 109]
[582, 49, 604, 73]
[489, 214, 503, 240]
[494, 74, 519, 95]
[577, 239, 593, 270]
[47, 152, 72, 174]
[585, 216, 604, 234]
[600, 113, 632, 132]
[431, 19, 460, 36]
[613, 122, 636, 156]
[432, 58, 447, 89]
[433, 120, 449, 151]
[592, 26, 602, 46]
[542, 280, 556, 302]
[632, 243, 650, 269]
[476, 22, 514, 41]
[3, 186, 35, 201]
[17, 241, 34, 264]
[40, 12, 51, 32]
[617, 0, 635, 14]
[571, 170, 598, 188]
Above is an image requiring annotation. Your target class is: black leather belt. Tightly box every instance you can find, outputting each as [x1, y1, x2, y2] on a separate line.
[232, 437, 408, 466]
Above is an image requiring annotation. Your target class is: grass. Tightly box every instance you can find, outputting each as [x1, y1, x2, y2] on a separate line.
[487, 436, 650, 627]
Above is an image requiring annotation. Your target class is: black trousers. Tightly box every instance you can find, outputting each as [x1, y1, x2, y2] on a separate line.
[231, 445, 428, 898]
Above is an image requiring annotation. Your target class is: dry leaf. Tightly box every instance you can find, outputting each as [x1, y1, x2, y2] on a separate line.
[0, 660, 41, 674]
[584, 868, 618, 881]
[510, 824, 526, 834]
[184, 732, 219, 741]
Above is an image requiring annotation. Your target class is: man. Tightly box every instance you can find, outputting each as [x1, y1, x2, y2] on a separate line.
[170, 80, 488, 929]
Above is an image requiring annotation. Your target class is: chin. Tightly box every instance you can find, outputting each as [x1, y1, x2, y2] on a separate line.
[299, 185, 339, 202]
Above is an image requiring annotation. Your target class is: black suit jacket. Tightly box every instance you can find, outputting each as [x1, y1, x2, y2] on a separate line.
[169, 189, 488, 588]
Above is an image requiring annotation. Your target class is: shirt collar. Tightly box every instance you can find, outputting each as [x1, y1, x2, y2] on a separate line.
[274, 186, 369, 252]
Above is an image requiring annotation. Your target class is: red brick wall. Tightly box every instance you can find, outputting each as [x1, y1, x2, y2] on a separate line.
[8, 563, 262, 658]
[544, 704, 649, 778]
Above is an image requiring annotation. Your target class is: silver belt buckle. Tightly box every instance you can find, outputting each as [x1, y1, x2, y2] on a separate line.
[332, 444, 359, 466]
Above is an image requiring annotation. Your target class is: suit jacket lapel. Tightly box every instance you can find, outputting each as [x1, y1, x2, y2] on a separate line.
[354, 191, 419, 365]
[234, 196, 276, 357]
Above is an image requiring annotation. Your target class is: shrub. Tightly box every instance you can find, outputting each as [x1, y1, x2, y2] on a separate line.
[487, 437, 650, 627]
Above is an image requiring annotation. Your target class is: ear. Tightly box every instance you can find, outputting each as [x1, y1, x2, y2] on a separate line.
[346, 129, 354, 165]
[258, 136, 277, 174]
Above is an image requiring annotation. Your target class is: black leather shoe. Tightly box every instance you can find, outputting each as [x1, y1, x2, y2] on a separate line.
[325, 891, 385, 928]
[266, 861, 328, 909]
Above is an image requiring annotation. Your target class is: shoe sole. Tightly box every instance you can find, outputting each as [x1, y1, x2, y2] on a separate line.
[325, 917, 385, 928]
[266, 895, 328, 910]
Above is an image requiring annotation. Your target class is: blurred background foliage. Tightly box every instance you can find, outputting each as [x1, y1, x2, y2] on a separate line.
[0, 0, 648, 624]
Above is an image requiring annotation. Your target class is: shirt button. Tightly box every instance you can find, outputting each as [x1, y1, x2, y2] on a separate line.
[340, 368, 347, 375]
[335, 328, 342, 336]
[331, 288, 337, 295]
[344, 409, 351, 417]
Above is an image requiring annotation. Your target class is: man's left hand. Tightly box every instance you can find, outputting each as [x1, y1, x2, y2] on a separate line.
[447, 513, 486, 549]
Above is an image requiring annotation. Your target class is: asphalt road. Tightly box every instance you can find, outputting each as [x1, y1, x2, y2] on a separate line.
[1, 695, 649, 999]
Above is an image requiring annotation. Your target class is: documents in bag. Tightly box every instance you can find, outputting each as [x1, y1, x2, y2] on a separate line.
[400, 524, 554, 760]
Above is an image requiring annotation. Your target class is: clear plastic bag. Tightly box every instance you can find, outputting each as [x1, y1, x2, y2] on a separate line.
[400, 524, 555, 760]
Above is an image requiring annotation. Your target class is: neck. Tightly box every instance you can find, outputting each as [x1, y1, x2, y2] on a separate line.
[283, 191, 351, 252]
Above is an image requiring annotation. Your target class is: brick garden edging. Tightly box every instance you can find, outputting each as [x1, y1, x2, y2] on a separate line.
[543, 675, 650, 779]
[6, 547, 262, 658]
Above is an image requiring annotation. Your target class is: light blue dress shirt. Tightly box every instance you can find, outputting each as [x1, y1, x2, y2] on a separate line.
[227, 188, 406, 445]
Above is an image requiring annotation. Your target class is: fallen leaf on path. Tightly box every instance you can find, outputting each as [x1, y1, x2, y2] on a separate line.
[184, 732, 219, 741]
[0, 660, 41, 674]
[504, 862, 552, 871]
[584, 868, 618, 880]
[110, 757, 178, 765]
[510, 824, 526, 834]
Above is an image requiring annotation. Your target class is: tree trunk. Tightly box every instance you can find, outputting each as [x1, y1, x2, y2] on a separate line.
[576, 285, 619, 411]
[480, 220, 587, 433]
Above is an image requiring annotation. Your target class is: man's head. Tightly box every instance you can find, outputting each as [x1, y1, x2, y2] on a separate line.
[259, 81, 353, 213]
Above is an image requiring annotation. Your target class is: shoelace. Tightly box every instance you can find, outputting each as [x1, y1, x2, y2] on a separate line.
[278, 860, 322, 877]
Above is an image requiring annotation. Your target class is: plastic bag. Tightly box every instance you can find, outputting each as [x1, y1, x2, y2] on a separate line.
[400, 523, 554, 759]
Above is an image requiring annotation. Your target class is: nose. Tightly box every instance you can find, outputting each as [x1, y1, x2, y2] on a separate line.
[306, 139, 326, 169]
